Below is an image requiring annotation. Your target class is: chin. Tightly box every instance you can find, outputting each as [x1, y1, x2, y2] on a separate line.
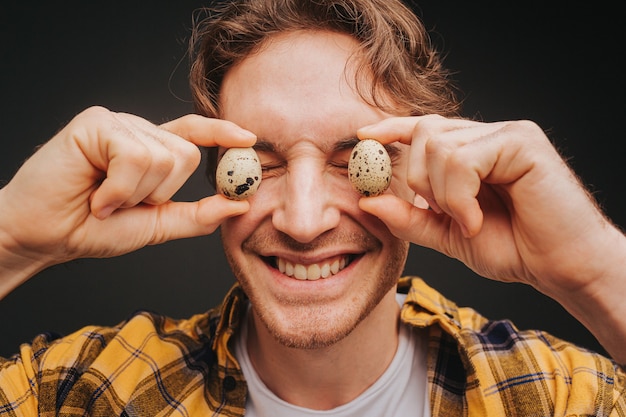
[264, 299, 373, 349]
[223, 226, 411, 349]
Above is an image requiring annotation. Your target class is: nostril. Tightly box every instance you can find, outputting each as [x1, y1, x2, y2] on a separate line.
[270, 172, 343, 243]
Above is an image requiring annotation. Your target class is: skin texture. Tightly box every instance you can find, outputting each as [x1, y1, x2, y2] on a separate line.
[217, 31, 626, 406]
[0, 26, 625, 412]
[0, 109, 256, 296]
[218, 31, 413, 407]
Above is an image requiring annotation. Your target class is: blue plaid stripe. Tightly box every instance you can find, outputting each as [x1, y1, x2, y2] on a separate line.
[1, 278, 624, 416]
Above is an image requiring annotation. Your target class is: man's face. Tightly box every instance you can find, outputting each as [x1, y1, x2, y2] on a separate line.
[219, 30, 413, 349]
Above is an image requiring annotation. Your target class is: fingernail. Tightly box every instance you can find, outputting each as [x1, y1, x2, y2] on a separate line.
[460, 223, 472, 239]
[237, 129, 256, 141]
[96, 205, 116, 219]
[426, 198, 442, 214]
[357, 125, 376, 137]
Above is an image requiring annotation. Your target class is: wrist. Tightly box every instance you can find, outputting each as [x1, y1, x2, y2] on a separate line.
[550, 223, 626, 363]
[0, 225, 51, 300]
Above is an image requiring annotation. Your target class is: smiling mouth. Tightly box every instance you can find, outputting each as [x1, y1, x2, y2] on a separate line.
[265, 255, 357, 280]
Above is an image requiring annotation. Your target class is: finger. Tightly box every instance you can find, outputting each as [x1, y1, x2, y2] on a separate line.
[84, 113, 186, 217]
[82, 195, 250, 256]
[359, 116, 479, 214]
[89, 132, 157, 219]
[357, 115, 476, 145]
[358, 194, 454, 254]
[161, 114, 257, 148]
[421, 125, 494, 235]
[116, 114, 202, 206]
[430, 138, 498, 237]
[357, 116, 424, 145]
[423, 123, 515, 237]
[149, 194, 250, 244]
[366, 116, 507, 236]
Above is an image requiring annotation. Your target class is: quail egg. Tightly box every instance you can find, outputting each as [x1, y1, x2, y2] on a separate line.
[216, 147, 262, 200]
[348, 139, 392, 197]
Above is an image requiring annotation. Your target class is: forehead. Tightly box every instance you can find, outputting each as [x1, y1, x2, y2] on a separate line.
[219, 30, 391, 148]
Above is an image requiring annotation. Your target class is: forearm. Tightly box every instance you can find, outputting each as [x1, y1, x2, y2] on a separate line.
[0, 232, 51, 300]
[548, 223, 626, 364]
[0, 185, 50, 298]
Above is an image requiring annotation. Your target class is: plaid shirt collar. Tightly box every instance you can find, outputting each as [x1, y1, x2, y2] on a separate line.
[208, 277, 626, 416]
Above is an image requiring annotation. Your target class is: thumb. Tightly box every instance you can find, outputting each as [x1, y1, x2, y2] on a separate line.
[358, 194, 450, 252]
[149, 194, 249, 244]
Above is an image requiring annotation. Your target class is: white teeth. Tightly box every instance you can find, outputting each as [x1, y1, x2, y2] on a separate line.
[294, 264, 307, 280]
[276, 256, 350, 280]
[320, 263, 330, 278]
[307, 264, 321, 280]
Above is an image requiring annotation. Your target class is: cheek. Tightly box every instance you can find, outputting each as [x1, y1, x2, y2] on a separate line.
[220, 216, 246, 254]
[219, 179, 289, 253]
[357, 209, 401, 248]
[220, 194, 268, 252]
[221, 170, 400, 246]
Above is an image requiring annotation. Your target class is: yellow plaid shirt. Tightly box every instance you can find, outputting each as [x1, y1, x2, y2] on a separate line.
[1, 277, 624, 416]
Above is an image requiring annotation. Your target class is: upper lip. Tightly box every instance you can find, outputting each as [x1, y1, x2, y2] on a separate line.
[257, 248, 364, 265]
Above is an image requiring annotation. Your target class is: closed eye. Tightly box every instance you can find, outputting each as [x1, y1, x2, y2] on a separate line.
[253, 141, 286, 179]
[328, 147, 352, 176]
[260, 162, 287, 178]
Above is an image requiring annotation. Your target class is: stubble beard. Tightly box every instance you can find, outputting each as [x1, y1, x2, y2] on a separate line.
[222, 228, 410, 350]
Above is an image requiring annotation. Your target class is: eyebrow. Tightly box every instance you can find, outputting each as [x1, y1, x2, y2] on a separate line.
[335, 137, 402, 160]
[253, 136, 401, 159]
[252, 140, 276, 153]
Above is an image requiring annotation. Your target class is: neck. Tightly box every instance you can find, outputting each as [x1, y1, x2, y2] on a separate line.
[246, 288, 400, 410]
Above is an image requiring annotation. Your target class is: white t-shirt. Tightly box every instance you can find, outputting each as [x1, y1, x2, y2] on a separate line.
[235, 294, 430, 417]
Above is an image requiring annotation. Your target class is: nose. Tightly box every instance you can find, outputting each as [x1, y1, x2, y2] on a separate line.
[272, 160, 341, 243]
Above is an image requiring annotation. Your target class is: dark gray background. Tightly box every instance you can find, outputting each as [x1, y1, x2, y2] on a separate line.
[1, 2, 623, 358]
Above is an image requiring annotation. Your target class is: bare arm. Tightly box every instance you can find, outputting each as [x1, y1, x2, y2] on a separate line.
[358, 115, 626, 363]
[0, 107, 256, 299]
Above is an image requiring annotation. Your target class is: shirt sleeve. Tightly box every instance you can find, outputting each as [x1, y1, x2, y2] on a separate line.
[0, 333, 57, 415]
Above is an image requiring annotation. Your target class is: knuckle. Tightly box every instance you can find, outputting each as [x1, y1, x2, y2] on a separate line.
[105, 180, 137, 202]
[423, 114, 445, 121]
[414, 114, 444, 133]
[505, 119, 544, 141]
[423, 135, 448, 156]
[152, 153, 176, 176]
[446, 149, 467, 172]
[67, 106, 113, 131]
[143, 193, 170, 206]
[514, 119, 541, 131]
[79, 105, 111, 119]
[406, 174, 430, 195]
[173, 140, 202, 170]
[126, 146, 153, 169]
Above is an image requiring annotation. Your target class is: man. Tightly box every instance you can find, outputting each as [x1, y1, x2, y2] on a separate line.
[1, 0, 624, 416]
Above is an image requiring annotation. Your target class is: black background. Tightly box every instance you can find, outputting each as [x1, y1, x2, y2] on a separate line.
[0, 2, 623, 358]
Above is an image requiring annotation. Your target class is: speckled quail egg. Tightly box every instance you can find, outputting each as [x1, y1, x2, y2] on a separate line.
[216, 147, 262, 200]
[348, 139, 392, 197]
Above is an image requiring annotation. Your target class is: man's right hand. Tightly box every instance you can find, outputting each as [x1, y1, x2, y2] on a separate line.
[0, 106, 256, 297]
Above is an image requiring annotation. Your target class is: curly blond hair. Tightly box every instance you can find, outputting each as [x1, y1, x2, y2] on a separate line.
[188, 0, 460, 185]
